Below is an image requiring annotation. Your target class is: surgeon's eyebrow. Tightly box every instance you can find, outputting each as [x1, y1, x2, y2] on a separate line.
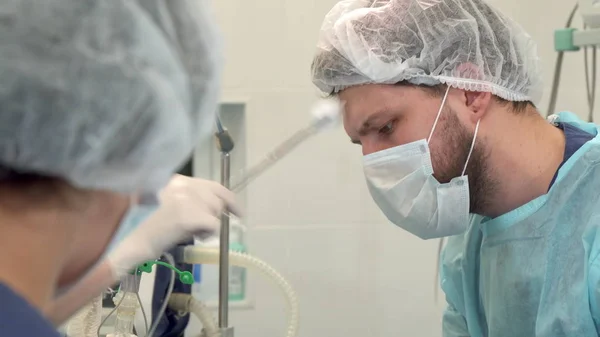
[349, 109, 392, 145]
[349, 117, 379, 145]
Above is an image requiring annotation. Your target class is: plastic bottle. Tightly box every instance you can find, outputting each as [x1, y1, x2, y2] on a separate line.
[192, 220, 247, 303]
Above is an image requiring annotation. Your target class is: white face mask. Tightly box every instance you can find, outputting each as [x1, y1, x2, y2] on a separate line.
[55, 194, 159, 297]
[103, 193, 160, 255]
[362, 87, 480, 239]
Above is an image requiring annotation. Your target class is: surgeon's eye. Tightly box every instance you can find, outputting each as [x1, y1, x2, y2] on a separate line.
[378, 120, 396, 135]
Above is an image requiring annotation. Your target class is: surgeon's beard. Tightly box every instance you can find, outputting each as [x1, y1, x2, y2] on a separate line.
[432, 108, 497, 215]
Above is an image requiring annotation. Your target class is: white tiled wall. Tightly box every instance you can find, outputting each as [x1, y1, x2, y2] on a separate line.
[180, 0, 600, 336]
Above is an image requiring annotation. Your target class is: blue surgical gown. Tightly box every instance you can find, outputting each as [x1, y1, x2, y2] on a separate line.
[0, 282, 60, 336]
[441, 112, 600, 337]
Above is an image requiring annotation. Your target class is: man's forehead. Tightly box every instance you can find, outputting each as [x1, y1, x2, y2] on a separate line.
[340, 85, 407, 121]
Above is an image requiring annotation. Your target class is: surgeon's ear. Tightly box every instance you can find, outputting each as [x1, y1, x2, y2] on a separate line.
[462, 91, 492, 124]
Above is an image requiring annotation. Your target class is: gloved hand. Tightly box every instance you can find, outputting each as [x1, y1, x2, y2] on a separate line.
[107, 174, 241, 279]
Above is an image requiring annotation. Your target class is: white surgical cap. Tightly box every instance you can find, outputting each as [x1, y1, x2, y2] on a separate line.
[0, 0, 222, 193]
[311, 0, 543, 104]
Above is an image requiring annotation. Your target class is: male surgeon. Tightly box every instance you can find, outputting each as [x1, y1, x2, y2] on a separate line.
[311, 0, 600, 336]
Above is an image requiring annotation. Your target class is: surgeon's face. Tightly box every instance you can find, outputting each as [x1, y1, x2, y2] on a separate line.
[341, 83, 491, 212]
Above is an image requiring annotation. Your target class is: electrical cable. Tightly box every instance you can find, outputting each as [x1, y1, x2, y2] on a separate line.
[146, 253, 176, 337]
[136, 291, 149, 336]
[546, 3, 580, 117]
[584, 40, 597, 122]
[592, 48, 597, 122]
[97, 291, 126, 337]
[592, 47, 597, 122]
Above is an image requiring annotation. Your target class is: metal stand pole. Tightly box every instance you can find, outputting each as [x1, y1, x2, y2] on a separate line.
[214, 121, 235, 337]
[218, 151, 231, 328]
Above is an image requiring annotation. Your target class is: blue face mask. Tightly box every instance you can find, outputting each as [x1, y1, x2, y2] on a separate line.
[104, 193, 160, 255]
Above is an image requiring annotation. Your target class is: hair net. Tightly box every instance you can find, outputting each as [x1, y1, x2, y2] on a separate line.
[311, 0, 543, 104]
[0, 0, 222, 193]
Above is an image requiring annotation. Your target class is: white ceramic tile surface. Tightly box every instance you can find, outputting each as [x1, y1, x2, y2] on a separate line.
[178, 0, 599, 336]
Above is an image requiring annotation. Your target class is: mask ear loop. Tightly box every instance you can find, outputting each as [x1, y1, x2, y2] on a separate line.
[461, 119, 481, 176]
[427, 86, 451, 143]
